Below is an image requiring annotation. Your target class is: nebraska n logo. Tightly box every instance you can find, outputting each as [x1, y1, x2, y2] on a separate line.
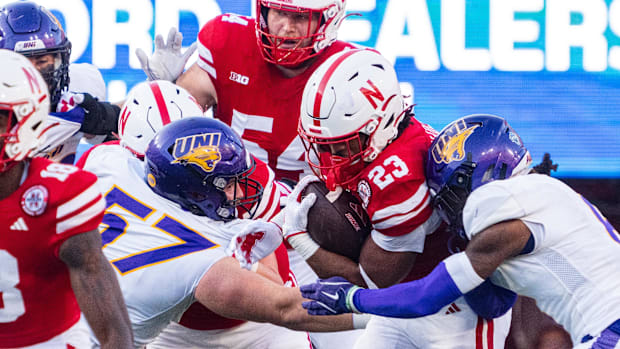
[431, 119, 479, 164]
[172, 132, 222, 172]
[359, 80, 385, 109]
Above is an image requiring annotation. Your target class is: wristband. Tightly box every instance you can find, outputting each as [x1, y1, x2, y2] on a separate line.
[287, 233, 320, 260]
[443, 252, 484, 294]
[346, 285, 363, 313]
[352, 313, 371, 329]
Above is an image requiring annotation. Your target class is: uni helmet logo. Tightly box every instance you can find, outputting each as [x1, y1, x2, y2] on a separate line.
[431, 119, 480, 164]
[172, 132, 222, 172]
[359, 80, 384, 109]
[22, 67, 43, 94]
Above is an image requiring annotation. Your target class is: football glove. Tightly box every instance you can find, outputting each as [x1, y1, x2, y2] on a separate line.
[282, 175, 321, 259]
[227, 220, 283, 270]
[136, 27, 197, 82]
[301, 276, 363, 315]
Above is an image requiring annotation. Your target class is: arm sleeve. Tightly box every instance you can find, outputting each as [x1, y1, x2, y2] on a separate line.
[352, 262, 463, 318]
[78, 93, 121, 135]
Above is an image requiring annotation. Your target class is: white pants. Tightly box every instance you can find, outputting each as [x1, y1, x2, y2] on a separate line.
[354, 298, 512, 349]
[16, 316, 92, 349]
[147, 321, 311, 349]
[287, 249, 366, 349]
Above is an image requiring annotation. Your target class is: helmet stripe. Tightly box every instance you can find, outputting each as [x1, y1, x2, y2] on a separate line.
[149, 82, 171, 125]
[312, 50, 358, 126]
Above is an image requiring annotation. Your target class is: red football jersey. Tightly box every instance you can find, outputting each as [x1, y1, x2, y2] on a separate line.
[352, 120, 460, 281]
[197, 14, 355, 182]
[0, 157, 105, 347]
[353, 120, 437, 239]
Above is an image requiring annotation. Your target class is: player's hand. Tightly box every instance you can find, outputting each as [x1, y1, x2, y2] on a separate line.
[227, 220, 283, 270]
[136, 27, 197, 82]
[301, 276, 363, 315]
[282, 175, 321, 238]
[282, 175, 321, 259]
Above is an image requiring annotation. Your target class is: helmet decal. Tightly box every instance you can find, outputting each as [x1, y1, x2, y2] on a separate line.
[431, 119, 480, 165]
[359, 80, 385, 109]
[172, 133, 222, 173]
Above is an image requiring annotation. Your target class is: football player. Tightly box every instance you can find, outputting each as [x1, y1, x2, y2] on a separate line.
[285, 49, 513, 348]
[97, 80, 310, 348]
[0, 1, 121, 163]
[0, 49, 133, 348]
[79, 117, 353, 347]
[302, 114, 620, 349]
[136, 2, 368, 346]
[137, 0, 354, 182]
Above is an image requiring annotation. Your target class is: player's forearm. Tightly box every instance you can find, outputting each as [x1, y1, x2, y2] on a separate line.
[70, 253, 134, 348]
[198, 258, 353, 331]
[275, 287, 354, 332]
[358, 240, 417, 288]
[306, 248, 366, 286]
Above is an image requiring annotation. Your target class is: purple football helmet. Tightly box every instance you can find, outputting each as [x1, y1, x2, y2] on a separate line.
[144, 117, 263, 221]
[425, 114, 530, 238]
[0, 1, 71, 109]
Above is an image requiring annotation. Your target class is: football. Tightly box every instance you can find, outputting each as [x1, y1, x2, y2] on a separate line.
[302, 181, 372, 262]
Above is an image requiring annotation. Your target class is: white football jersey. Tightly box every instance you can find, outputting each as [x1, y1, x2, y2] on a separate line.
[463, 174, 620, 343]
[82, 143, 249, 347]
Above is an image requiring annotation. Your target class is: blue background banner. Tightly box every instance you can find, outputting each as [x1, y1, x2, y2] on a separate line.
[30, 0, 620, 177]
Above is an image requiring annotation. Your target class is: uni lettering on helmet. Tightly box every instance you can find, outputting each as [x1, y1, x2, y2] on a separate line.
[431, 119, 480, 165]
[172, 132, 222, 172]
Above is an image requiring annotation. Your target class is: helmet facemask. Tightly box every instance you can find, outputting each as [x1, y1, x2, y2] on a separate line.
[20, 43, 71, 110]
[300, 122, 369, 190]
[209, 158, 264, 220]
[256, 0, 346, 67]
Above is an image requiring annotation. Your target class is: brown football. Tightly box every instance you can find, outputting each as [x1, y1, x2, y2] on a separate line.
[302, 181, 372, 262]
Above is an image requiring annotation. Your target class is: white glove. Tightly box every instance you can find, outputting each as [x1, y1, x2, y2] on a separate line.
[56, 91, 84, 112]
[282, 175, 321, 259]
[136, 27, 197, 82]
[226, 220, 283, 270]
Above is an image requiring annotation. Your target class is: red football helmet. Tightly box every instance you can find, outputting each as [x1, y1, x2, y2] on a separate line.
[255, 0, 347, 67]
[298, 49, 406, 190]
[0, 50, 50, 172]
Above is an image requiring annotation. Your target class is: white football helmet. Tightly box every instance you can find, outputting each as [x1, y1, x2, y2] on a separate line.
[118, 80, 204, 157]
[299, 49, 407, 190]
[256, 0, 347, 67]
[0, 49, 50, 172]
